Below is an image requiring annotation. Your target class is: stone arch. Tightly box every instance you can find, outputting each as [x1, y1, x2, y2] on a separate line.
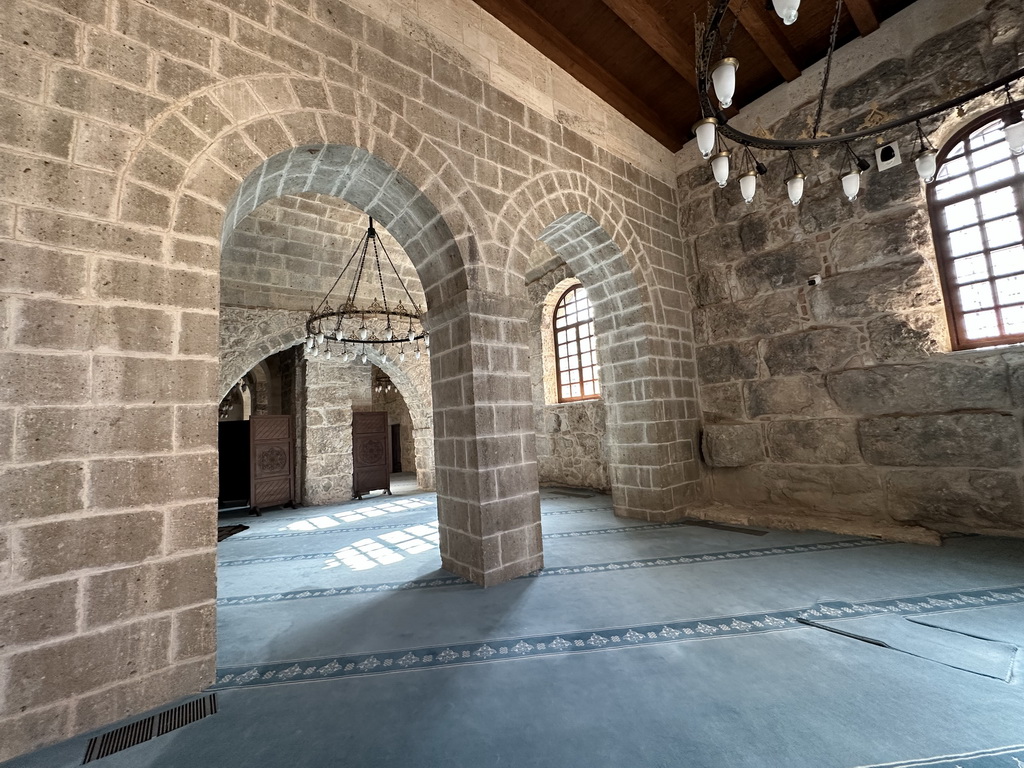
[503, 172, 701, 521]
[123, 73, 542, 586]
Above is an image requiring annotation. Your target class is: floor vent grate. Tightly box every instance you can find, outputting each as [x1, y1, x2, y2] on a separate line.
[82, 694, 217, 764]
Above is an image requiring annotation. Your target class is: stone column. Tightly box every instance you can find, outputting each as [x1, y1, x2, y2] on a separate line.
[429, 289, 543, 586]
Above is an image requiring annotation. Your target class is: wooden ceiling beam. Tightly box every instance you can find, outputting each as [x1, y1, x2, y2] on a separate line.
[598, 0, 698, 88]
[844, 0, 880, 35]
[728, 0, 801, 82]
[471, 0, 682, 149]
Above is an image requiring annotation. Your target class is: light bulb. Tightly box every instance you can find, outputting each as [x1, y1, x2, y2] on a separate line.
[739, 170, 757, 204]
[385, 326, 393, 340]
[415, 348, 421, 360]
[359, 327, 368, 341]
[424, 335, 430, 348]
[786, 172, 805, 206]
[324, 347, 332, 360]
[711, 58, 739, 110]
[710, 149, 731, 188]
[915, 149, 938, 183]
[312, 345, 320, 357]
[841, 169, 861, 202]
[315, 332, 324, 344]
[361, 353, 367, 364]
[692, 117, 719, 160]
[408, 329, 416, 342]
[772, 0, 799, 25]
[1005, 118, 1024, 156]
[305, 337, 314, 350]
[399, 351, 405, 362]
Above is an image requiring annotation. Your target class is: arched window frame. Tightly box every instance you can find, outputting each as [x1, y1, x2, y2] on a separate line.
[928, 105, 1024, 350]
[553, 284, 601, 403]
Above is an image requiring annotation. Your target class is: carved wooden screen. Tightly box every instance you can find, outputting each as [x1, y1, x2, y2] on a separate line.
[353, 411, 391, 499]
[249, 415, 295, 511]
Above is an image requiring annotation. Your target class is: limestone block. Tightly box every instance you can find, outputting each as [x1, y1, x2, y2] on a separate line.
[739, 209, 796, 255]
[4, 617, 172, 714]
[700, 381, 745, 422]
[798, 178, 853, 233]
[697, 340, 759, 384]
[90, 454, 216, 508]
[734, 242, 821, 298]
[829, 209, 932, 274]
[887, 469, 1023, 529]
[172, 603, 217, 660]
[0, 704, 72, 765]
[0, 462, 83, 525]
[0, 95, 74, 159]
[694, 224, 742, 268]
[688, 268, 729, 308]
[867, 311, 945, 362]
[166, 501, 217, 552]
[0, 580, 78, 647]
[746, 375, 836, 417]
[830, 58, 909, 111]
[701, 423, 763, 467]
[762, 327, 862, 376]
[755, 464, 885, 516]
[859, 413, 1022, 467]
[83, 553, 216, 628]
[16, 511, 165, 580]
[700, 290, 801, 343]
[828, 360, 1010, 416]
[16, 406, 174, 462]
[765, 418, 861, 464]
[809, 259, 940, 323]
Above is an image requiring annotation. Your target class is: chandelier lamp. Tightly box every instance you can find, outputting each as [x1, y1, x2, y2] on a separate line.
[304, 217, 429, 364]
[694, 0, 1024, 202]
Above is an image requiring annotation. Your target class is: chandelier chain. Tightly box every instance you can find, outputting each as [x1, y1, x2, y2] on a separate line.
[811, 0, 844, 139]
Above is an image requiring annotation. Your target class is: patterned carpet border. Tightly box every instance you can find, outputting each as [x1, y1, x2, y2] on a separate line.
[211, 584, 1024, 690]
[217, 537, 891, 606]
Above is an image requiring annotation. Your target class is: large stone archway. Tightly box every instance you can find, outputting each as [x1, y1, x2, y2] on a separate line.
[502, 172, 702, 521]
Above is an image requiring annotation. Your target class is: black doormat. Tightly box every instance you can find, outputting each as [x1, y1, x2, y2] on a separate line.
[217, 525, 249, 542]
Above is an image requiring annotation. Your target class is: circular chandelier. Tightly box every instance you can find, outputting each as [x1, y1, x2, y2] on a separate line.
[693, 0, 1024, 204]
[304, 217, 429, 363]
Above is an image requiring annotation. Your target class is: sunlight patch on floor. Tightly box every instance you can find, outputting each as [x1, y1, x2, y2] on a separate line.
[323, 521, 440, 571]
[279, 498, 433, 531]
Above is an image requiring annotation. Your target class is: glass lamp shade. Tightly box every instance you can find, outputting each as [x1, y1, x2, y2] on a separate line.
[786, 172, 806, 205]
[841, 169, 862, 202]
[1006, 118, 1024, 156]
[315, 332, 325, 344]
[739, 170, 757, 204]
[311, 345, 320, 357]
[324, 347, 332, 360]
[772, 0, 799, 25]
[693, 117, 719, 159]
[915, 148, 938, 183]
[710, 149, 731, 188]
[305, 337, 314, 350]
[711, 58, 739, 110]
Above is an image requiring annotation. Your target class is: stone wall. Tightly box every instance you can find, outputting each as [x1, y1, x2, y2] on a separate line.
[681, 0, 1024, 540]
[0, 0, 695, 758]
[373, 373, 417, 472]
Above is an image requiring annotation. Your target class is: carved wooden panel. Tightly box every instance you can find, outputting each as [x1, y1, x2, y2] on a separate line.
[353, 411, 390, 498]
[250, 414, 295, 511]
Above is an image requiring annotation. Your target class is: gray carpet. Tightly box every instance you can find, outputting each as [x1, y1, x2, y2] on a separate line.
[5, 486, 1024, 768]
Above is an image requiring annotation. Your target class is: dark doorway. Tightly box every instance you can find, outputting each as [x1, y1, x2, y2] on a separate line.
[391, 423, 402, 472]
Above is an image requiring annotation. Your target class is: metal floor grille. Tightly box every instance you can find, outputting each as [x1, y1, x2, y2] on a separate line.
[82, 694, 217, 764]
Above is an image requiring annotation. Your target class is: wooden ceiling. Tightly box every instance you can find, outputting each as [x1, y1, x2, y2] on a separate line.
[469, 0, 919, 151]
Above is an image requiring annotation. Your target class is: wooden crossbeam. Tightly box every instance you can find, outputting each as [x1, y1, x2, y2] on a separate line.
[471, 0, 681, 148]
[728, 0, 801, 82]
[844, 0, 880, 35]
[598, 0, 698, 88]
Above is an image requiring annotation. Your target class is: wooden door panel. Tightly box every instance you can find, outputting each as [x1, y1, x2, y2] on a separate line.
[353, 412, 390, 499]
[250, 414, 295, 511]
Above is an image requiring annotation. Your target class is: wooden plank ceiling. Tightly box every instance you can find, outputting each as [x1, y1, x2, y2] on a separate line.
[468, 0, 917, 151]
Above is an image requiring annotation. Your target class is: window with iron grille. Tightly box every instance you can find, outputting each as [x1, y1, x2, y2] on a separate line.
[553, 284, 601, 402]
[928, 106, 1024, 350]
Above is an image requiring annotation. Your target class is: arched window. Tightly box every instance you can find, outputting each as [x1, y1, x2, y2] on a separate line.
[929, 107, 1024, 350]
[553, 284, 601, 402]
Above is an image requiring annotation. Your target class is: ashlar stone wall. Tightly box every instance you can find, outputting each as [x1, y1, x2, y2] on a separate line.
[681, 0, 1024, 540]
[0, 0, 695, 759]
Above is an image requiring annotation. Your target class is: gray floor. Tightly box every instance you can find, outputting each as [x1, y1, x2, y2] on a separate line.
[7, 479, 1024, 768]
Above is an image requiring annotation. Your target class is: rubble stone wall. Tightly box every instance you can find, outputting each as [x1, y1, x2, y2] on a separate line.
[681, 0, 1024, 539]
